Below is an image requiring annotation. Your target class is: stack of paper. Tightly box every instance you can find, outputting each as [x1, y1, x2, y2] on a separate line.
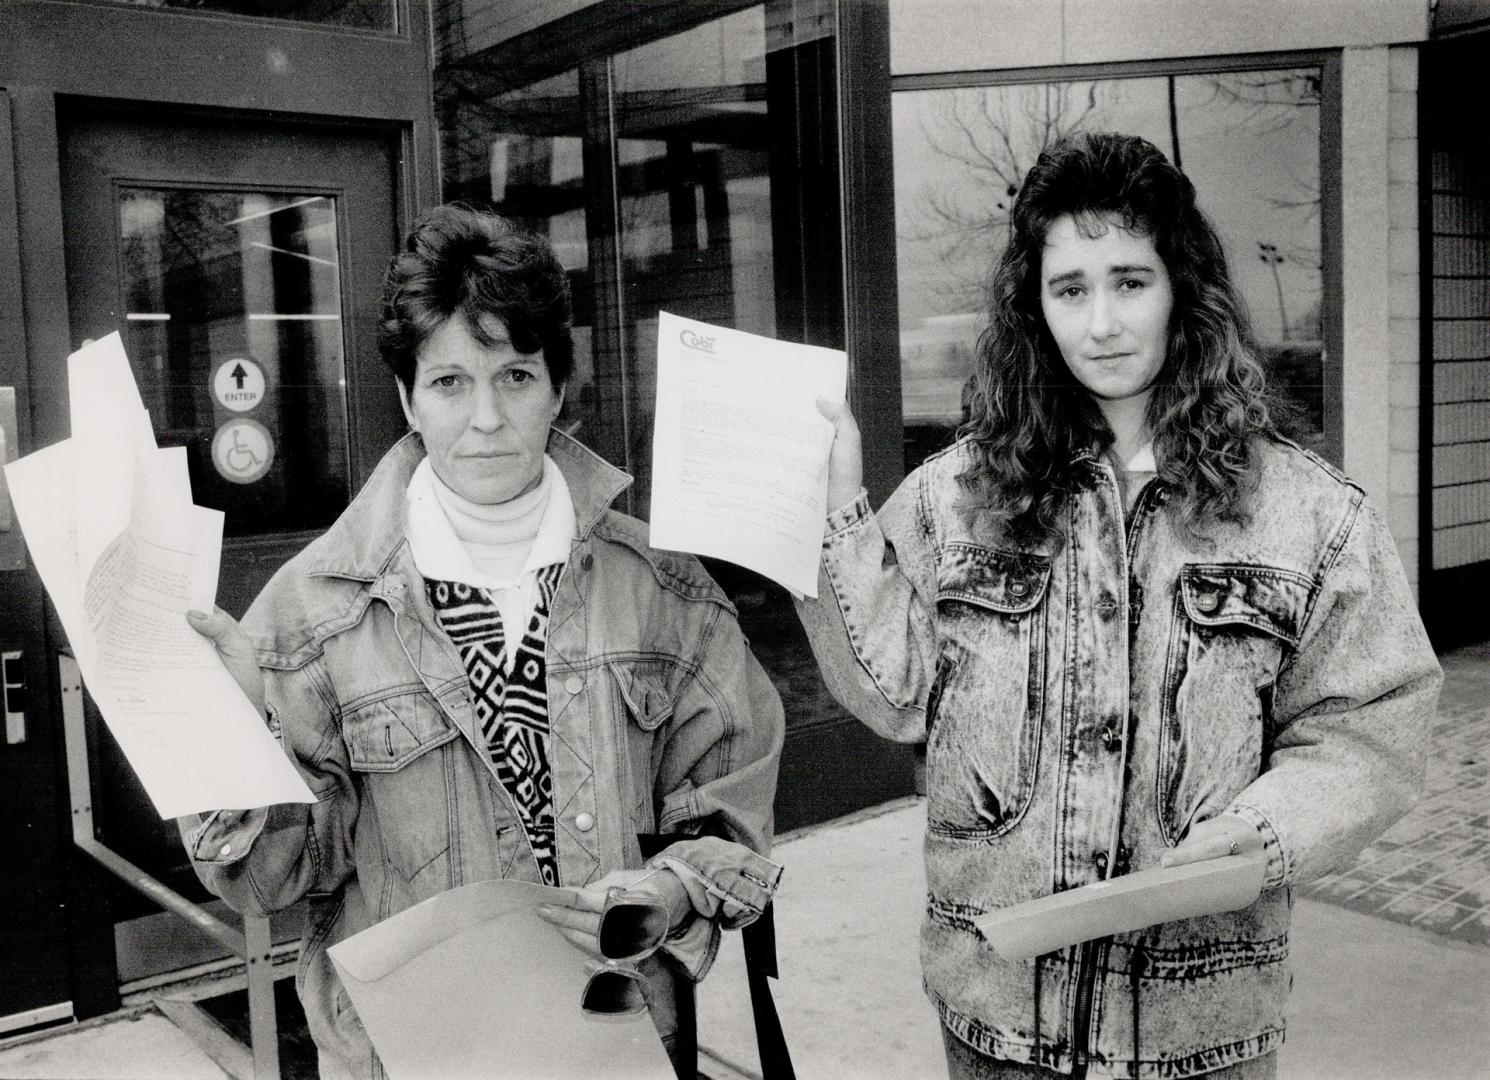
[329, 880, 674, 1079]
[3, 334, 313, 817]
[973, 855, 1268, 960]
[649, 312, 847, 598]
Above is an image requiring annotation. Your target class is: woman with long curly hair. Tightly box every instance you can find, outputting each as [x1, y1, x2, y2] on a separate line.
[797, 132, 1440, 1079]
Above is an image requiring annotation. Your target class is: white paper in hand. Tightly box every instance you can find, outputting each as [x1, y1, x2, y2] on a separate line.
[973, 855, 1267, 960]
[649, 312, 847, 597]
[3, 333, 313, 817]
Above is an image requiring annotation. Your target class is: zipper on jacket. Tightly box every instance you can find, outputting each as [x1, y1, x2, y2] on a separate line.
[1070, 937, 1102, 1078]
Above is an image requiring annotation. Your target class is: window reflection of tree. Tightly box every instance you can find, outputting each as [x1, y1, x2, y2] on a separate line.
[1203, 71, 1325, 450]
[907, 82, 1101, 312]
[898, 67, 1328, 456]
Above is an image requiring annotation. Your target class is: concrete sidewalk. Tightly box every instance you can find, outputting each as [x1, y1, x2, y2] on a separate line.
[696, 797, 1490, 1080]
[2, 643, 1485, 1079]
[2, 796, 1487, 1080]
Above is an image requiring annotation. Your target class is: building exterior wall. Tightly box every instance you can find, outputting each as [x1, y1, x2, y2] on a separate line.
[1336, 43, 1423, 597]
[887, 0, 1432, 595]
[1340, 47, 1394, 525]
[1388, 46, 1423, 592]
[890, 0, 1429, 74]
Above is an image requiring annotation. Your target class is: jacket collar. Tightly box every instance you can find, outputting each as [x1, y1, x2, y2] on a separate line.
[305, 428, 633, 582]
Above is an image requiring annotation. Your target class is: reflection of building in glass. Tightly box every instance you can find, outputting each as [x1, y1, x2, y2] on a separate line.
[117, 190, 351, 535]
[892, 68, 1326, 468]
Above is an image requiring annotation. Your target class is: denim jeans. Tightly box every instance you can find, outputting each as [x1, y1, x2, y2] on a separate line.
[942, 1026, 1279, 1080]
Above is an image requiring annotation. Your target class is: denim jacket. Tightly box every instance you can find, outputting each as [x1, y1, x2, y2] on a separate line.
[180, 430, 784, 1079]
[796, 436, 1440, 1079]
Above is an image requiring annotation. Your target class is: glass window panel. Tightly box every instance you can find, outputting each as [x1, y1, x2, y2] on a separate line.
[118, 188, 351, 535]
[610, 5, 845, 760]
[94, 0, 393, 31]
[612, 6, 776, 519]
[892, 68, 1325, 469]
[434, 66, 599, 448]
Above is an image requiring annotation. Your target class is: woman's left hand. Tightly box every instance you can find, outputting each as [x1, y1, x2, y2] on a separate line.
[536, 867, 693, 957]
[1159, 813, 1264, 868]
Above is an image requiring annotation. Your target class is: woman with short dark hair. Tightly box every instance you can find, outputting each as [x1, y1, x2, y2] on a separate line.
[182, 202, 784, 1080]
[800, 132, 1440, 1079]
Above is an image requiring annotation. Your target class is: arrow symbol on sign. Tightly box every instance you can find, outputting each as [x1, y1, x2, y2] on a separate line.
[230, 362, 248, 390]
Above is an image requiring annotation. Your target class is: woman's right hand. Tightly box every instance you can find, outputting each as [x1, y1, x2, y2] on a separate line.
[816, 396, 865, 516]
[187, 606, 266, 719]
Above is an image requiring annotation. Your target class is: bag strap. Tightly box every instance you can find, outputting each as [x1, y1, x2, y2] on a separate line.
[639, 833, 796, 1080]
[741, 906, 795, 1079]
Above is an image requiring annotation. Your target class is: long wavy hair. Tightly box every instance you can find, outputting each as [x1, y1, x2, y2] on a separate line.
[960, 132, 1277, 545]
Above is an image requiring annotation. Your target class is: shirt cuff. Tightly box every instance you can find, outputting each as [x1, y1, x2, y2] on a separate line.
[825, 489, 871, 538]
[1226, 802, 1287, 888]
[185, 808, 270, 865]
[648, 848, 783, 928]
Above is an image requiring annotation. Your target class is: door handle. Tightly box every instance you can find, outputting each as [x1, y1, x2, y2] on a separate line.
[3, 650, 24, 744]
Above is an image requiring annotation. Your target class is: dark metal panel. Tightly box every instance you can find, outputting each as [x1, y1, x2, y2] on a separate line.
[1418, 43, 1434, 629]
[1318, 50, 1345, 469]
[9, 89, 73, 452]
[0, 87, 76, 1033]
[578, 58, 631, 484]
[4, 92, 120, 1015]
[1418, 33, 1490, 647]
[0, 92, 28, 421]
[0, 1, 429, 122]
[836, 0, 903, 508]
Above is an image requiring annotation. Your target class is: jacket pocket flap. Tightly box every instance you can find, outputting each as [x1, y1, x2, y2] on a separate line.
[609, 665, 674, 731]
[936, 546, 1052, 615]
[1179, 564, 1313, 645]
[344, 691, 458, 771]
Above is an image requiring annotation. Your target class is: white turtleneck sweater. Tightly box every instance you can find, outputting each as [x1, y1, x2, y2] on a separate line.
[403, 455, 577, 670]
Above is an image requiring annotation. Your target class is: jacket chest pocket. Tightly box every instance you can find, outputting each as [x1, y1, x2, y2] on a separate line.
[343, 689, 461, 885]
[926, 545, 1051, 840]
[1157, 563, 1312, 843]
[609, 663, 676, 840]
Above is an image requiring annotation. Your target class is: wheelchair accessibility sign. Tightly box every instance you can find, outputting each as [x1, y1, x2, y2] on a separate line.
[211, 418, 274, 484]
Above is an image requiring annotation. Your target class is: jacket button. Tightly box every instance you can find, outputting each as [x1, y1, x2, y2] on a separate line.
[575, 812, 595, 832]
[1194, 590, 1220, 613]
[219, 843, 233, 857]
[581, 553, 593, 571]
[565, 675, 583, 695]
[1094, 851, 1109, 875]
[1007, 578, 1030, 599]
[1102, 724, 1121, 751]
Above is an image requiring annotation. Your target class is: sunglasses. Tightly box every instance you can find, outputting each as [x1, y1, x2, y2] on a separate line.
[579, 886, 672, 1016]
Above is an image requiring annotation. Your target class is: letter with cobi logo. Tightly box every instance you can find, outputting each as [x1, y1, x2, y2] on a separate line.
[678, 328, 716, 353]
[650, 311, 846, 598]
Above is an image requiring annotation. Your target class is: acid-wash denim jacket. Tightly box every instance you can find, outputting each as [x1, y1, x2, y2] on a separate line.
[796, 436, 1440, 1080]
[179, 430, 784, 1080]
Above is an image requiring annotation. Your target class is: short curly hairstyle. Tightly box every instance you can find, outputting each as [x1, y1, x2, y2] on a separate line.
[377, 203, 574, 394]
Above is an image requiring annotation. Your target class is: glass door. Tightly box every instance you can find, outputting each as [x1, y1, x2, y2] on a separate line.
[435, 1, 915, 829]
[54, 102, 403, 985]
